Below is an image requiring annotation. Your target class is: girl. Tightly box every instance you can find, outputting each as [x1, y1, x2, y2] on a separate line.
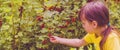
[49, 0, 120, 50]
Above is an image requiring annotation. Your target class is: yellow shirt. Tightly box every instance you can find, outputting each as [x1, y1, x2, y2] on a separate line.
[83, 30, 120, 50]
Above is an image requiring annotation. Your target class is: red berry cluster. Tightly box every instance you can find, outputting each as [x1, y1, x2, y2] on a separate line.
[40, 23, 45, 29]
[47, 33, 56, 40]
[58, 25, 67, 28]
[48, 33, 52, 37]
[36, 16, 43, 21]
[58, 16, 77, 28]
[48, 6, 64, 13]
[0, 19, 2, 27]
[67, 29, 75, 33]
[65, 20, 70, 26]
[36, 16, 45, 29]
[42, 39, 47, 45]
[58, 20, 70, 28]
[69, 16, 77, 23]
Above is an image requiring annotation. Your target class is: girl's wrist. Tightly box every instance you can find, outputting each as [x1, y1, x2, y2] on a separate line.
[57, 37, 62, 44]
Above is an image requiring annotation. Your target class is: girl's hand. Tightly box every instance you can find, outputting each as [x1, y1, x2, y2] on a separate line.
[49, 36, 60, 44]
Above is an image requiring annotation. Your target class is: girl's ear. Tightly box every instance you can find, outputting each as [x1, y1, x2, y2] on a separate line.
[92, 21, 98, 28]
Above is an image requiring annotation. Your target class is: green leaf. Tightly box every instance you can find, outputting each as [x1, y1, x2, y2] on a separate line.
[36, 42, 42, 48]
[38, 36, 44, 40]
[30, 46, 36, 50]
[26, 27, 32, 32]
[1, 25, 10, 30]
[41, 28, 48, 33]
[3, 7, 11, 13]
[22, 38, 30, 44]
[34, 8, 44, 13]
[4, 15, 13, 25]
[52, 20, 59, 24]
[18, 32, 23, 37]
[0, 40, 5, 44]
[44, 0, 57, 7]
[79, 46, 84, 50]
[12, 0, 23, 6]
[70, 47, 77, 50]
[6, 36, 13, 41]
[87, 45, 93, 50]
[28, 21, 34, 26]
[43, 11, 58, 18]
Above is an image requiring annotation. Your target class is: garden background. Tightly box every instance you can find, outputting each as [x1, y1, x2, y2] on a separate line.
[0, 0, 120, 50]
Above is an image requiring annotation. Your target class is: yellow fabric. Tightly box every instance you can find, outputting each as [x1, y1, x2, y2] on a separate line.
[83, 31, 120, 50]
[70, 47, 77, 50]
[103, 31, 120, 50]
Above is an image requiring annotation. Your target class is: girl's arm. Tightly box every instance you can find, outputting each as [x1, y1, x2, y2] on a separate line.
[49, 36, 87, 47]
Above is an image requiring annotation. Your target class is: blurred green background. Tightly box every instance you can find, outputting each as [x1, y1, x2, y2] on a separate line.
[0, 0, 120, 50]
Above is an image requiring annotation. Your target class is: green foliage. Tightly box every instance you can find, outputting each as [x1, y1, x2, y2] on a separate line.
[0, 0, 120, 50]
[108, 0, 120, 29]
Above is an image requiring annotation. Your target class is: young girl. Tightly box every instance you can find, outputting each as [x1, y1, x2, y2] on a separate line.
[49, 0, 120, 50]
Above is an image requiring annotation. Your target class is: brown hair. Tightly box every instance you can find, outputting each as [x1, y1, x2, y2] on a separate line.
[78, 0, 112, 50]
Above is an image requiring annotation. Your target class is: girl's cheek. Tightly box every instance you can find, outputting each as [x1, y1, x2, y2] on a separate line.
[82, 24, 85, 28]
[83, 26, 86, 31]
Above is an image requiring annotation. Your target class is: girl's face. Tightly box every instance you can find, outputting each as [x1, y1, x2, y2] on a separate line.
[81, 16, 97, 34]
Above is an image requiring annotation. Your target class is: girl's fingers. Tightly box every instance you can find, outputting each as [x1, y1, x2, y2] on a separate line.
[48, 33, 52, 37]
[51, 37, 56, 40]
[49, 36, 59, 43]
[50, 36, 56, 40]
